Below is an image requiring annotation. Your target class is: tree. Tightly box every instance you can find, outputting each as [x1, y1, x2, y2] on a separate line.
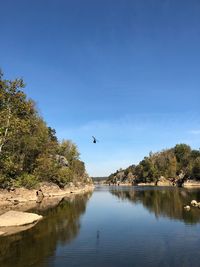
[0, 70, 88, 188]
[58, 140, 80, 166]
[192, 157, 200, 179]
[0, 74, 27, 153]
[174, 144, 191, 172]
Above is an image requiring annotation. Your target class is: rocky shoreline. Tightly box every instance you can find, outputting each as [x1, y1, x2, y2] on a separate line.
[107, 180, 200, 187]
[0, 182, 94, 214]
[0, 183, 94, 236]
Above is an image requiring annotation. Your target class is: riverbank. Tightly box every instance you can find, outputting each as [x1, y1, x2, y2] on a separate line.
[0, 182, 94, 215]
[106, 180, 200, 187]
[0, 183, 94, 236]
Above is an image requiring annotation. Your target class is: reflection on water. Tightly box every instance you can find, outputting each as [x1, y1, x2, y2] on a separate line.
[0, 192, 92, 267]
[2, 186, 200, 267]
[110, 186, 200, 224]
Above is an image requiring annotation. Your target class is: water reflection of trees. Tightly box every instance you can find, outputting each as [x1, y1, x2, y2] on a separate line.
[110, 187, 200, 224]
[0, 192, 92, 267]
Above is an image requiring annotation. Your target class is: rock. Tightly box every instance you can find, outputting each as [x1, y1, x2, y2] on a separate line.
[0, 231, 6, 236]
[127, 172, 134, 182]
[12, 188, 37, 202]
[184, 205, 191, 211]
[55, 154, 69, 167]
[13, 200, 19, 205]
[11, 197, 27, 203]
[39, 182, 60, 196]
[36, 189, 44, 203]
[64, 182, 75, 191]
[157, 176, 172, 186]
[191, 200, 198, 207]
[0, 211, 43, 227]
[75, 182, 82, 187]
[116, 171, 125, 181]
[0, 223, 39, 236]
[36, 197, 63, 211]
[7, 187, 15, 192]
[86, 177, 93, 184]
[183, 180, 200, 187]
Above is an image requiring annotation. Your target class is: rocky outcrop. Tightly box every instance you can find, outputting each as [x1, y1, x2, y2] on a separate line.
[0, 211, 42, 227]
[55, 154, 69, 167]
[0, 183, 94, 215]
[0, 222, 40, 236]
[0, 184, 94, 236]
[108, 171, 136, 185]
[156, 176, 172, 186]
[0, 211, 43, 236]
[191, 200, 198, 207]
[127, 172, 135, 182]
[107, 172, 200, 187]
[183, 200, 200, 212]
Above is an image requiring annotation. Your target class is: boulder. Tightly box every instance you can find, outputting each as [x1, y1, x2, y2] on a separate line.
[55, 155, 69, 167]
[39, 182, 60, 197]
[63, 183, 74, 192]
[0, 211, 43, 227]
[191, 200, 198, 207]
[157, 176, 172, 186]
[0, 231, 6, 236]
[0, 223, 40, 236]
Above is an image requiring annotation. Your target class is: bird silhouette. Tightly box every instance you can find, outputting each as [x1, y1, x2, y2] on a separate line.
[92, 136, 98, 143]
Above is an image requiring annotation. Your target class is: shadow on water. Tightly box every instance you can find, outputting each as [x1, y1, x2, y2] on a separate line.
[0, 192, 92, 267]
[110, 186, 200, 224]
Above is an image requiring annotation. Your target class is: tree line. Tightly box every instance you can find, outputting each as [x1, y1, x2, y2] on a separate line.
[108, 144, 200, 184]
[0, 70, 90, 189]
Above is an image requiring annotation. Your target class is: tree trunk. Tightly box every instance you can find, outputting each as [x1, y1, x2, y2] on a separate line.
[0, 98, 11, 153]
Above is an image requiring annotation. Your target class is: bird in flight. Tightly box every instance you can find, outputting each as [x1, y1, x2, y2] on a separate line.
[92, 136, 99, 143]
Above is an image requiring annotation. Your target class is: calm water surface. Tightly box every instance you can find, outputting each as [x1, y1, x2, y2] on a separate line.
[1, 186, 200, 267]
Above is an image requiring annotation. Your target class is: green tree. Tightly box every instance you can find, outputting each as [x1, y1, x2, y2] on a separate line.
[174, 144, 191, 172]
[0, 70, 89, 188]
[58, 140, 80, 166]
[192, 157, 200, 179]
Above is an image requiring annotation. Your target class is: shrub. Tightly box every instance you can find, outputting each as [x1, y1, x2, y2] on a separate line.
[0, 175, 11, 189]
[13, 173, 39, 189]
[54, 167, 73, 188]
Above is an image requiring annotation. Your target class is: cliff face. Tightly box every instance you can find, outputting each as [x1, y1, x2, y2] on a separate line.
[107, 170, 188, 187]
[107, 171, 136, 185]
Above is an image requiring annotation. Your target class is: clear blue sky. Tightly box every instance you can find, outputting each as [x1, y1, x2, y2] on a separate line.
[1, 0, 200, 176]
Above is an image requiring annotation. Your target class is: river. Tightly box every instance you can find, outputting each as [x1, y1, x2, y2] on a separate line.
[1, 185, 200, 267]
